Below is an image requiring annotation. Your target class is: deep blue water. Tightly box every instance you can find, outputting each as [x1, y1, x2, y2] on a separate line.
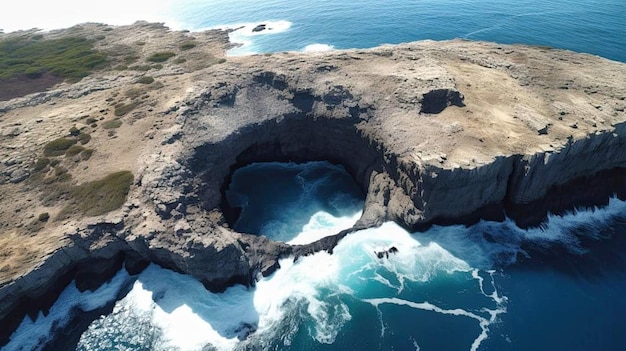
[226, 162, 364, 243]
[6, 161, 626, 351]
[2, 0, 623, 61]
[170, 0, 626, 61]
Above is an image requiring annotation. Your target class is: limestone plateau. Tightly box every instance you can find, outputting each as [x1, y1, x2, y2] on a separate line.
[0, 22, 625, 344]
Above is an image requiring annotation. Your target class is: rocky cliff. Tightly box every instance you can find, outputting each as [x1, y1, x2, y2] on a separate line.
[1, 23, 625, 345]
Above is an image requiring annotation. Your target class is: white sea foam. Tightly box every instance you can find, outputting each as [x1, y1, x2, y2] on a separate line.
[303, 43, 335, 53]
[203, 20, 292, 56]
[78, 264, 263, 351]
[419, 196, 626, 269]
[253, 251, 349, 344]
[287, 210, 361, 245]
[336, 222, 471, 293]
[71, 221, 479, 350]
[4, 269, 131, 351]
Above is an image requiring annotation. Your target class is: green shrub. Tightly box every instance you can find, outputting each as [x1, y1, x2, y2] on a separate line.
[103, 119, 123, 129]
[174, 57, 187, 64]
[147, 51, 175, 63]
[38, 212, 50, 222]
[0, 36, 107, 81]
[217, 58, 227, 64]
[54, 167, 68, 176]
[59, 171, 133, 217]
[114, 101, 139, 116]
[124, 55, 139, 64]
[151, 64, 163, 70]
[33, 158, 50, 172]
[69, 126, 80, 136]
[86, 117, 97, 124]
[78, 132, 91, 144]
[135, 76, 154, 84]
[81, 149, 94, 160]
[128, 64, 151, 71]
[65, 145, 85, 156]
[179, 42, 196, 51]
[43, 138, 77, 156]
[47, 167, 71, 183]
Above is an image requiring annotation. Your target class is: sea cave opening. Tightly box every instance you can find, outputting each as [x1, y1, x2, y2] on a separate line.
[184, 114, 385, 244]
[224, 160, 365, 244]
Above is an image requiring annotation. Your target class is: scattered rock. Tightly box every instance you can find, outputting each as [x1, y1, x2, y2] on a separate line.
[9, 168, 29, 183]
[252, 24, 267, 32]
[376, 246, 399, 259]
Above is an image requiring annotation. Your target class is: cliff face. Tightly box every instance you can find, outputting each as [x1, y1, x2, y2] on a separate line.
[165, 43, 626, 231]
[1, 23, 626, 345]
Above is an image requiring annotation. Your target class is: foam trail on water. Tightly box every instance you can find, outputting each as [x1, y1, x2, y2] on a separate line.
[364, 272, 507, 351]
[5, 269, 132, 351]
[252, 252, 351, 345]
[462, 9, 581, 39]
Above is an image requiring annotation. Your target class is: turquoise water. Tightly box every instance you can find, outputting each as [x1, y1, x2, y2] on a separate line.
[6, 161, 626, 351]
[225, 162, 364, 244]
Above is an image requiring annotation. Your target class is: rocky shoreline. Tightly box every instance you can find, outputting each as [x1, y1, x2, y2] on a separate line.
[1, 22, 625, 346]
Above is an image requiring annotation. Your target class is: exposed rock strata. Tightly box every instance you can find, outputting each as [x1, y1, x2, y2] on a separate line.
[1, 23, 626, 346]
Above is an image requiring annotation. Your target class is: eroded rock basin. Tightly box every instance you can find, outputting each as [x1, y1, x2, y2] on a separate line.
[225, 161, 364, 245]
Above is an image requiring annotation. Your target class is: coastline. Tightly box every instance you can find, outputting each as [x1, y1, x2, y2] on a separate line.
[1, 21, 626, 348]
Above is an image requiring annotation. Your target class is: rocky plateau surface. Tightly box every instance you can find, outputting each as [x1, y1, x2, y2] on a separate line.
[1, 22, 625, 345]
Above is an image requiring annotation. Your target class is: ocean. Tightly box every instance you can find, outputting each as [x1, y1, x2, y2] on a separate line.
[1, 0, 625, 61]
[3, 1, 626, 350]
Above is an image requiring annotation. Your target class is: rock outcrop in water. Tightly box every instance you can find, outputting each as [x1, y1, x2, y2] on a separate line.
[1, 22, 625, 345]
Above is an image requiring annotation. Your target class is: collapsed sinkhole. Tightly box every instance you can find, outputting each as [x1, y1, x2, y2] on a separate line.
[188, 115, 383, 242]
[420, 88, 465, 114]
[224, 161, 365, 244]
